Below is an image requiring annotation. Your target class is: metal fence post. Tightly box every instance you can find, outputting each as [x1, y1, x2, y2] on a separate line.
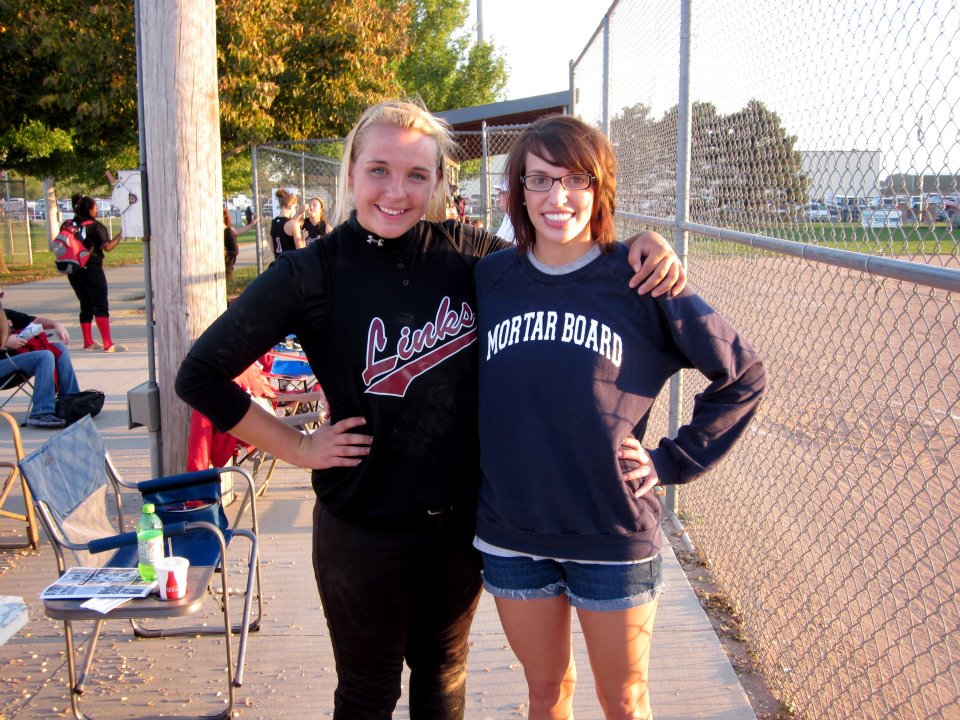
[23, 187, 32, 265]
[481, 121, 490, 227]
[300, 151, 307, 209]
[665, 0, 694, 517]
[251, 143, 263, 274]
[601, 13, 610, 135]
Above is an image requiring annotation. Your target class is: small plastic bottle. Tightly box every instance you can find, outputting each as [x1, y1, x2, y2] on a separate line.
[136, 503, 164, 581]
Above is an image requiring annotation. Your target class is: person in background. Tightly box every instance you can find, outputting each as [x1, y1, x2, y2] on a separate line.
[244, 204, 254, 226]
[474, 114, 767, 719]
[493, 180, 515, 242]
[223, 208, 258, 283]
[0, 291, 81, 428]
[270, 188, 304, 259]
[176, 99, 685, 720]
[67, 194, 125, 352]
[299, 197, 333, 245]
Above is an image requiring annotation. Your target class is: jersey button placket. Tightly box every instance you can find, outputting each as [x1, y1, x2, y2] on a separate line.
[397, 262, 410, 287]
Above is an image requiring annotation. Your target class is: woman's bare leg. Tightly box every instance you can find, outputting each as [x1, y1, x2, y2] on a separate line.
[495, 596, 578, 719]
[577, 600, 658, 719]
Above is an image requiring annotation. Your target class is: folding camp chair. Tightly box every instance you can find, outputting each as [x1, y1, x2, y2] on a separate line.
[19, 416, 262, 720]
[0, 409, 39, 549]
[241, 348, 327, 496]
[0, 367, 34, 417]
[262, 342, 318, 397]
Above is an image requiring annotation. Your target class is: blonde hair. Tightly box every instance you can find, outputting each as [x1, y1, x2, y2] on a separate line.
[334, 100, 456, 225]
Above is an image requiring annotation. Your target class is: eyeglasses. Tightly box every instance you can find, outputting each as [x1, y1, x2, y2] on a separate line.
[521, 173, 595, 192]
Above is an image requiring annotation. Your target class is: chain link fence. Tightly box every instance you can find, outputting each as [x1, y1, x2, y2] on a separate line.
[250, 141, 344, 272]
[576, 1, 960, 718]
[0, 178, 36, 266]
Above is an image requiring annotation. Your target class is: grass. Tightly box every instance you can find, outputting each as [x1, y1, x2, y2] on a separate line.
[0, 221, 258, 291]
[706, 221, 959, 256]
[4, 217, 953, 288]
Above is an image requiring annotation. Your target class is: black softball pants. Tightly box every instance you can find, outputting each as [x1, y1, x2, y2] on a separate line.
[312, 502, 483, 720]
[67, 265, 110, 323]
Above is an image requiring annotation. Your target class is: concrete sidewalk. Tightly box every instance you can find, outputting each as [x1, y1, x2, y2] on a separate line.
[0, 247, 756, 719]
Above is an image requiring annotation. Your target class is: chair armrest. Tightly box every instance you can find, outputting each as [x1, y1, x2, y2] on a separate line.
[273, 390, 326, 404]
[138, 468, 221, 494]
[86, 522, 191, 555]
[277, 411, 322, 427]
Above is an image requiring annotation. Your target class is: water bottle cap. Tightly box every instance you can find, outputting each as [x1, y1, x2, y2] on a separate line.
[142, 503, 155, 514]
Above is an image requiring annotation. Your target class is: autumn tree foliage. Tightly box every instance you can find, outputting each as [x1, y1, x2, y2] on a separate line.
[0, 0, 506, 186]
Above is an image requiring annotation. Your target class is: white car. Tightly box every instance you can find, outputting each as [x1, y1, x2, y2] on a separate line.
[861, 208, 903, 228]
[802, 202, 834, 221]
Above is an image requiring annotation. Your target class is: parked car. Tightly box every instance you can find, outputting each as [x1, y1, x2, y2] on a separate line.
[868, 196, 897, 210]
[57, 199, 74, 221]
[802, 201, 835, 221]
[828, 195, 863, 221]
[861, 208, 903, 229]
[943, 193, 959, 217]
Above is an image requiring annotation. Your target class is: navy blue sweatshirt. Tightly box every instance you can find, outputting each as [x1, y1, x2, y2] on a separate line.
[474, 244, 767, 562]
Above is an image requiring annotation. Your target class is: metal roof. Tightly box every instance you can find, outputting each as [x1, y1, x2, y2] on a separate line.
[435, 91, 571, 159]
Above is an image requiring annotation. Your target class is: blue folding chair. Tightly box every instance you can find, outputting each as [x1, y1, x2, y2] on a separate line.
[19, 416, 262, 720]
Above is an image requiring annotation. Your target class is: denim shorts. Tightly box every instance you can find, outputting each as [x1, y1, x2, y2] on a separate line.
[480, 552, 663, 611]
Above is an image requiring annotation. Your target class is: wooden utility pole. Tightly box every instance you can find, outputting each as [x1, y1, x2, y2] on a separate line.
[140, 0, 225, 473]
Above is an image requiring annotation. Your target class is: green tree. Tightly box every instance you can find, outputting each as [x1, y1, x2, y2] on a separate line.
[610, 99, 807, 221]
[217, 0, 295, 155]
[393, 0, 507, 112]
[0, 0, 137, 185]
[272, 0, 411, 140]
[0, 0, 509, 188]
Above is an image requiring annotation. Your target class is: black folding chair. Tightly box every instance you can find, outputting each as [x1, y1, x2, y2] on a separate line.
[0, 365, 34, 417]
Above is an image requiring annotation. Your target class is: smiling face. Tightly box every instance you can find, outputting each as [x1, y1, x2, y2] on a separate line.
[523, 152, 595, 266]
[348, 124, 441, 239]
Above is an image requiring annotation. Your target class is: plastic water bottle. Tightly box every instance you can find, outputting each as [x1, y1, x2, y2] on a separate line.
[136, 503, 164, 581]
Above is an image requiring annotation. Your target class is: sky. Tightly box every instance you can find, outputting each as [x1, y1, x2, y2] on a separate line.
[461, 0, 960, 176]
[462, 0, 614, 101]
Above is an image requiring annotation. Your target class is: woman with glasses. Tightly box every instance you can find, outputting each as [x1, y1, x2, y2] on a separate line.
[473, 115, 767, 719]
[177, 100, 685, 719]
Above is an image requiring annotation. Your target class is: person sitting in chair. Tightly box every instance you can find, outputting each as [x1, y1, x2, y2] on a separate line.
[0, 295, 81, 429]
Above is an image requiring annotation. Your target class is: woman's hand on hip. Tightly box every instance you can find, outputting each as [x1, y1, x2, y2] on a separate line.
[618, 435, 659, 498]
[300, 416, 372, 469]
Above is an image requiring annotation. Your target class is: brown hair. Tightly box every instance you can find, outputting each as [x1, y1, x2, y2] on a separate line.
[505, 115, 617, 253]
[308, 197, 326, 224]
[275, 188, 296, 210]
[222, 207, 232, 227]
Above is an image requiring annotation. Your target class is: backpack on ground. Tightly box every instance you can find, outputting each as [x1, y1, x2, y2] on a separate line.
[50, 219, 94, 274]
[55, 390, 105, 425]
